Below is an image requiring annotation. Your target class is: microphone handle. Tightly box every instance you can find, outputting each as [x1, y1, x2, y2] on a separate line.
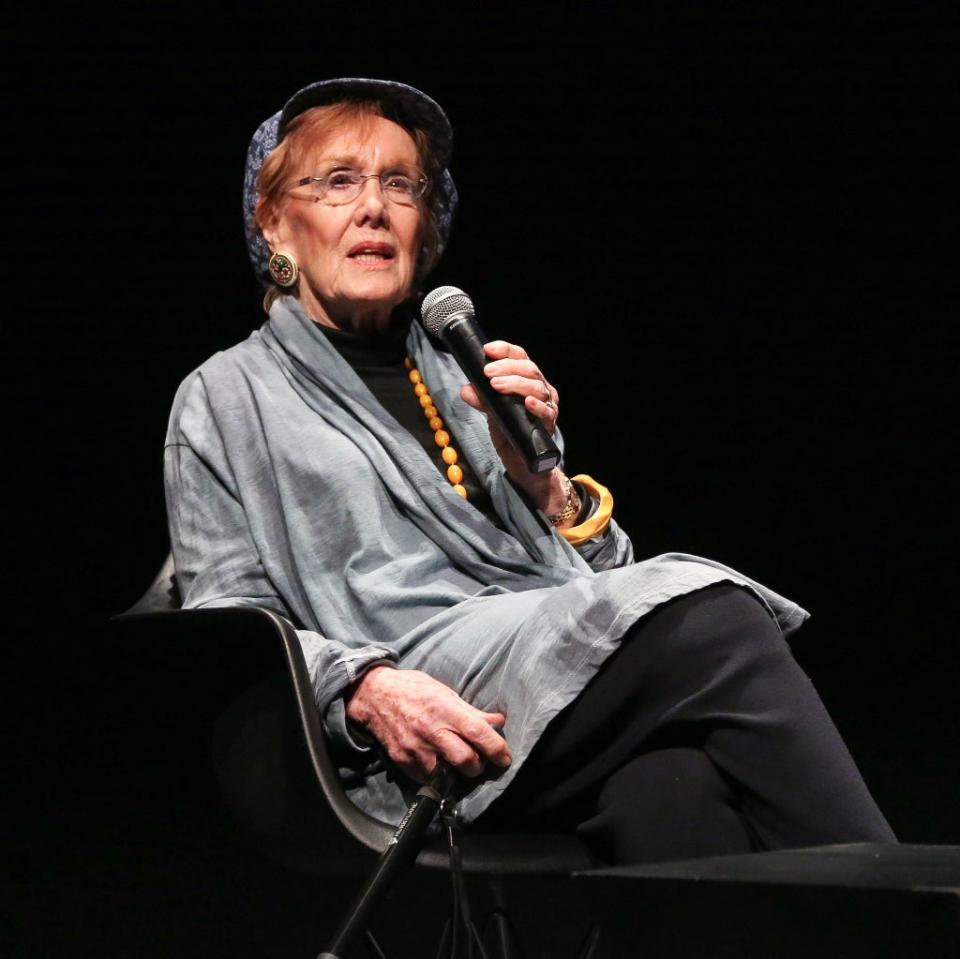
[441, 312, 561, 474]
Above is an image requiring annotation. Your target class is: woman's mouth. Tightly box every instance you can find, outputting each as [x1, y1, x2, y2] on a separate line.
[347, 242, 396, 268]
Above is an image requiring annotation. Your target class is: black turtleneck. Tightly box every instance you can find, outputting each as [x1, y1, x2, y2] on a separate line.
[317, 320, 503, 529]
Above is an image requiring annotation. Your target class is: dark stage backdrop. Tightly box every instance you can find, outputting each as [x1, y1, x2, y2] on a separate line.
[8, 2, 958, 938]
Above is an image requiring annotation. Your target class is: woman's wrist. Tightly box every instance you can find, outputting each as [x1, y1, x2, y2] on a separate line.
[523, 467, 577, 524]
[545, 472, 583, 529]
[344, 664, 393, 726]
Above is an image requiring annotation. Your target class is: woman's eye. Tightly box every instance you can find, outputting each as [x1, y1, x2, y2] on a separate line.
[326, 171, 357, 189]
[384, 175, 414, 194]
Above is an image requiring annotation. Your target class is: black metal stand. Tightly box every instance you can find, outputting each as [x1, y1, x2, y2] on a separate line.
[437, 816, 490, 959]
[317, 762, 601, 959]
[318, 764, 455, 959]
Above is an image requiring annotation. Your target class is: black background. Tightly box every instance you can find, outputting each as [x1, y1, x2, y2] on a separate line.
[8, 2, 959, 952]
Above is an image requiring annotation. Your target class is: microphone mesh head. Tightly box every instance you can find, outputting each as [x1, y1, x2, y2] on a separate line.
[420, 285, 475, 335]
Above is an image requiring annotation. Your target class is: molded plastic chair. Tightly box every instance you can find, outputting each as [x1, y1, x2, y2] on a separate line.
[112, 553, 596, 954]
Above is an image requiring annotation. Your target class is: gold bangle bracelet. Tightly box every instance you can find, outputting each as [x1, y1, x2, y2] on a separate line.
[558, 474, 614, 546]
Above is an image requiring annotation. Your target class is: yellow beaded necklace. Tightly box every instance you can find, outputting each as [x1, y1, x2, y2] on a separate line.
[404, 357, 467, 499]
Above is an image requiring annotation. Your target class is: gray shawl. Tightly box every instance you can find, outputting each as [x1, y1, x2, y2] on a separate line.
[164, 296, 809, 824]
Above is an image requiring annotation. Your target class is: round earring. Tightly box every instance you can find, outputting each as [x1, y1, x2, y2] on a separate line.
[268, 251, 299, 287]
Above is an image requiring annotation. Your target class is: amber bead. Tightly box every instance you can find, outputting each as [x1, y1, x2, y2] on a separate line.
[405, 358, 466, 498]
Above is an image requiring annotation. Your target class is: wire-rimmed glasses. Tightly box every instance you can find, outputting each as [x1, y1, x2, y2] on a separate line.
[287, 168, 429, 207]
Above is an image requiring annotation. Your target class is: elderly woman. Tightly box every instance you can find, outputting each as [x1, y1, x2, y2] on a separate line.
[165, 78, 894, 864]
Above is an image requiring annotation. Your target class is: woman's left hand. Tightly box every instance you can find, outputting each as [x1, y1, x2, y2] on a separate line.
[459, 340, 572, 519]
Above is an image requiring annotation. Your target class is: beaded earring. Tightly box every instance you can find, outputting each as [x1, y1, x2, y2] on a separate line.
[268, 251, 299, 287]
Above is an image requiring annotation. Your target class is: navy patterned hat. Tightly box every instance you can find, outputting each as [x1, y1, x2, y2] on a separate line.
[243, 78, 458, 287]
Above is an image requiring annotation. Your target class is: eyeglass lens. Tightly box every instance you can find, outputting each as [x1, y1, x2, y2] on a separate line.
[300, 170, 425, 206]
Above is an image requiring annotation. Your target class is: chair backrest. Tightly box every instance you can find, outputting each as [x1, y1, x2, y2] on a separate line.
[118, 550, 595, 874]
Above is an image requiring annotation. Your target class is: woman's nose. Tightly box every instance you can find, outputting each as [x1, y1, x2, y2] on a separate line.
[353, 178, 390, 226]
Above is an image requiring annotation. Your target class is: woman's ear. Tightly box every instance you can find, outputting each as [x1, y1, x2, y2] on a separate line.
[258, 200, 285, 252]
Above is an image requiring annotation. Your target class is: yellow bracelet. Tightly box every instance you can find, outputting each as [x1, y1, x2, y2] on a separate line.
[558, 474, 614, 546]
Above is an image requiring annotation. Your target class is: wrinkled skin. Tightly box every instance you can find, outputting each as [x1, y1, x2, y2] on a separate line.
[346, 666, 511, 783]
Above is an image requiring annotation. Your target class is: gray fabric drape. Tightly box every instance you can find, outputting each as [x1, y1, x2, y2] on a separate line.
[164, 296, 808, 824]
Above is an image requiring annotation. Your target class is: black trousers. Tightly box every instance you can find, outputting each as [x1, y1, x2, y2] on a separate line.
[474, 584, 896, 863]
[213, 584, 895, 867]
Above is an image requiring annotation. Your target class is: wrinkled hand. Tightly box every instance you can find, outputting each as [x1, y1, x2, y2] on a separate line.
[345, 666, 512, 783]
[459, 340, 570, 517]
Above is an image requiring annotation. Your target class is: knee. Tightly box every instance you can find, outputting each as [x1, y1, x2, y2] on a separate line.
[657, 584, 787, 666]
[700, 585, 789, 659]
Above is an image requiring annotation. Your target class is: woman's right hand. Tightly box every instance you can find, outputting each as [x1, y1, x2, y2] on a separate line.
[344, 666, 512, 783]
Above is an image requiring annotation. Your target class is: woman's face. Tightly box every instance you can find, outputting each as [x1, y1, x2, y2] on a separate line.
[264, 115, 424, 333]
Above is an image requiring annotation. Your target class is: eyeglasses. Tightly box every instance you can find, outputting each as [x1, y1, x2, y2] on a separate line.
[287, 168, 429, 207]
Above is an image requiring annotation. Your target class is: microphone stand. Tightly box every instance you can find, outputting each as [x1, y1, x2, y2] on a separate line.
[318, 763, 456, 959]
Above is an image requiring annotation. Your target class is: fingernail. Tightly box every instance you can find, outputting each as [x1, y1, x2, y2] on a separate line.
[490, 376, 504, 387]
[484, 363, 497, 374]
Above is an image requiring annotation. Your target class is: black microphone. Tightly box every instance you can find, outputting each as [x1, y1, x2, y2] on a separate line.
[420, 286, 561, 474]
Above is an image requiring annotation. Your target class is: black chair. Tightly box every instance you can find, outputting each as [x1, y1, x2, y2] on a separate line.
[113, 553, 596, 957]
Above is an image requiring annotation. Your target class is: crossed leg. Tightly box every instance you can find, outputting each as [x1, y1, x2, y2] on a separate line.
[475, 584, 895, 864]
